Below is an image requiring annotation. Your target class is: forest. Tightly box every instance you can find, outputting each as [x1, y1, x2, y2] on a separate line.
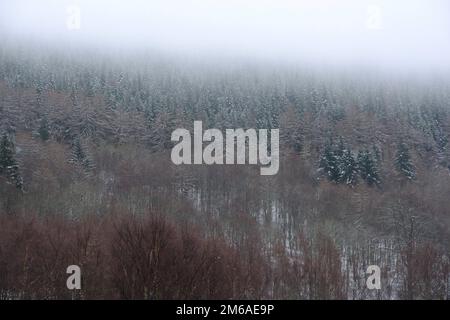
[1, 41, 450, 299]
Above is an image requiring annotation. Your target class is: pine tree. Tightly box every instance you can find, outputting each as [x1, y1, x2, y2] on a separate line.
[335, 137, 345, 159]
[0, 133, 23, 190]
[35, 83, 43, 108]
[71, 138, 86, 163]
[0, 134, 13, 175]
[357, 149, 380, 186]
[7, 163, 23, 190]
[38, 117, 50, 141]
[340, 149, 358, 186]
[372, 145, 382, 163]
[70, 137, 95, 176]
[319, 141, 340, 182]
[70, 86, 78, 108]
[395, 142, 416, 180]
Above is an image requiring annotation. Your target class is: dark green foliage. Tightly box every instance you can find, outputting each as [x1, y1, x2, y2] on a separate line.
[38, 117, 50, 141]
[357, 150, 380, 186]
[335, 138, 345, 159]
[35, 83, 43, 108]
[70, 137, 95, 176]
[319, 138, 359, 186]
[395, 142, 416, 180]
[0, 134, 14, 175]
[319, 140, 340, 182]
[340, 149, 358, 186]
[0, 133, 23, 190]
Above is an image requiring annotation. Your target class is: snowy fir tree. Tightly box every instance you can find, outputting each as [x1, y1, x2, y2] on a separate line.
[335, 137, 345, 160]
[395, 142, 416, 180]
[38, 117, 50, 141]
[340, 149, 358, 186]
[0, 133, 23, 190]
[70, 137, 95, 176]
[319, 140, 340, 182]
[357, 150, 380, 186]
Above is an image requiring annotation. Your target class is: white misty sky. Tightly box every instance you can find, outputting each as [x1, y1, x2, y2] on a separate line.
[1, 0, 449, 70]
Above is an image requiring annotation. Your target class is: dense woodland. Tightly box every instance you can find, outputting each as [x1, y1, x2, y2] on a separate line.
[1, 42, 450, 299]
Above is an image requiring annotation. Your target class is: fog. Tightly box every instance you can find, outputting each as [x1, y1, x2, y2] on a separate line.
[1, 0, 450, 71]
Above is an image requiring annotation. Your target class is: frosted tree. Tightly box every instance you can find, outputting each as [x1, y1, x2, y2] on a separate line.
[319, 140, 340, 182]
[38, 117, 50, 141]
[335, 137, 345, 160]
[357, 149, 380, 186]
[70, 137, 95, 176]
[340, 149, 358, 186]
[0, 133, 23, 190]
[395, 142, 416, 180]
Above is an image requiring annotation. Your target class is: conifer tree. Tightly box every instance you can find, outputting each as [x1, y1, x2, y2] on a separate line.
[38, 117, 50, 141]
[0, 133, 23, 190]
[70, 137, 95, 176]
[395, 142, 416, 180]
[319, 141, 340, 182]
[357, 149, 380, 186]
[335, 137, 345, 159]
[340, 149, 358, 186]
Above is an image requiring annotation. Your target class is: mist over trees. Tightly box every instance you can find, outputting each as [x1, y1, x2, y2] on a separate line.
[1, 42, 450, 299]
